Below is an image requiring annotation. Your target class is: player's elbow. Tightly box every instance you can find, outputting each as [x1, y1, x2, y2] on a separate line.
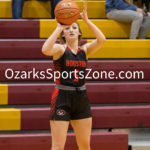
[101, 37, 106, 44]
[41, 46, 47, 55]
[97, 37, 106, 47]
[41, 46, 51, 56]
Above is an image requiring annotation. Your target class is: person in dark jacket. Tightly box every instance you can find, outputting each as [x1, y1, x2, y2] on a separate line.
[105, 0, 150, 39]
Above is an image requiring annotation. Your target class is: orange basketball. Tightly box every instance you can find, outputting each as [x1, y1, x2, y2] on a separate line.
[54, 0, 80, 25]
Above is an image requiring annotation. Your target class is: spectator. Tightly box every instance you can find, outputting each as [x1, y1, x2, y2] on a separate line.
[12, 0, 60, 19]
[105, 0, 150, 39]
[12, 0, 24, 19]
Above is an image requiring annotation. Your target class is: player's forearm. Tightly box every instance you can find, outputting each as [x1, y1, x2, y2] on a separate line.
[85, 19, 106, 43]
[42, 27, 62, 53]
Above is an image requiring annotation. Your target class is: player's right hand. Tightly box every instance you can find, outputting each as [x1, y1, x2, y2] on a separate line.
[56, 20, 69, 31]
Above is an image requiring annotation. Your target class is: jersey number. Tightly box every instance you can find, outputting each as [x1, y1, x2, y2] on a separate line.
[74, 69, 79, 82]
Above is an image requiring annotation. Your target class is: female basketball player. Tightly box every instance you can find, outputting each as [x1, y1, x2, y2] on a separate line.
[42, 3, 105, 150]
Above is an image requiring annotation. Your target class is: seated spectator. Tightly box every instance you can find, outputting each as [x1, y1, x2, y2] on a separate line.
[12, 0, 61, 19]
[105, 0, 150, 39]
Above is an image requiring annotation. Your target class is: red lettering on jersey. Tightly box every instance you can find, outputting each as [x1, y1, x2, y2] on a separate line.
[66, 60, 86, 68]
[82, 61, 86, 67]
[66, 60, 70, 67]
[70, 60, 73, 66]
[75, 61, 79, 67]
[74, 69, 79, 82]
[72, 61, 75, 67]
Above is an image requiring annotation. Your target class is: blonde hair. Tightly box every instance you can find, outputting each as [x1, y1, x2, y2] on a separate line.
[59, 22, 82, 44]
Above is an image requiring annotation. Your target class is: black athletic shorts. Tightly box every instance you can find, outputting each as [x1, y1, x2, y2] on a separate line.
[49, 88, 92, 121]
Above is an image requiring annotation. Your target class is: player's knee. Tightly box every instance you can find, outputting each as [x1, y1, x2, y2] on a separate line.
[51, 147, 64, 150]
[78, 141, 90, 150]
[51, 143, 65, 150]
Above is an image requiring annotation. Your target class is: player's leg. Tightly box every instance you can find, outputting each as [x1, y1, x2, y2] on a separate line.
[71, 118, 92, 150]
[50, 120, 69, 150]
[50, 89, 71, 150]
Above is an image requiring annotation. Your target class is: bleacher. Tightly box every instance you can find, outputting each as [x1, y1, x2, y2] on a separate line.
[0, 0, 150, 150]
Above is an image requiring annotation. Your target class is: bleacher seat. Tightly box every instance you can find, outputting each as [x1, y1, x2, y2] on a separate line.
[0, 39, 150, 58]
[0, 20, 150, 38]
[0, 132, 128, 150]
[1, 82, 150, 105]
[0, 106, 150, 130]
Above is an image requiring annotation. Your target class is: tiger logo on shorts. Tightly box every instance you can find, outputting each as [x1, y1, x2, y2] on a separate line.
[56, 109, 66, 116]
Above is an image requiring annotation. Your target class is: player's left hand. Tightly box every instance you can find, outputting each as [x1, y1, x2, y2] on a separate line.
[80, 2, 89, 22]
